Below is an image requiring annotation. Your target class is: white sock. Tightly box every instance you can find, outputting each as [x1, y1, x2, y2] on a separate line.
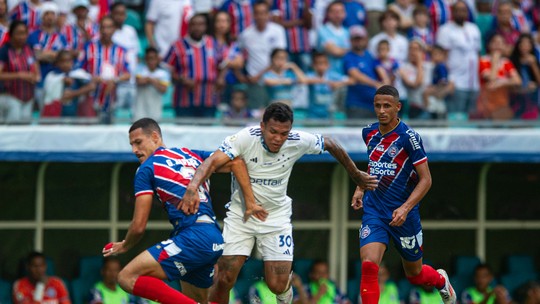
[276, 287, 293, 304]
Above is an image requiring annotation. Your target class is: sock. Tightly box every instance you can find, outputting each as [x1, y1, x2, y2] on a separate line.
[132, 276, 197, 304]
[360, 261, 380, 304]
[276, 286, 293, 304]
[407, 265, 446, 289]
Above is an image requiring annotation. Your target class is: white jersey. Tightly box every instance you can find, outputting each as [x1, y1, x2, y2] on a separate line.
[219, 127, 324, 227]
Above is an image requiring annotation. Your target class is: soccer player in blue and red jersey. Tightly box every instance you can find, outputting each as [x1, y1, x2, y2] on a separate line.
[351, 85, 457, 304]
[103, 118, 257, 304]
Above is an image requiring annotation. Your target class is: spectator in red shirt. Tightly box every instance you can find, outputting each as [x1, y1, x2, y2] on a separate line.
[12, 251, 71, 304]
[0, 21, 40, 122]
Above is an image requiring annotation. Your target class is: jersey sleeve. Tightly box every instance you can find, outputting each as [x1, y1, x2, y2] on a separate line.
[298, 131, 324, 155]
[134, 165, 154, 197]
[218, 129, 250, 160]
[403, 129, 427, 166]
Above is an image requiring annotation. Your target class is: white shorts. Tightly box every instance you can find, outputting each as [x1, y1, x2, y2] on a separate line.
[222, 215, 294, 261]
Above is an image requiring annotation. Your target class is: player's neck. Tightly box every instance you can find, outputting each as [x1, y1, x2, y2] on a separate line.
[379, 118, 400, 135]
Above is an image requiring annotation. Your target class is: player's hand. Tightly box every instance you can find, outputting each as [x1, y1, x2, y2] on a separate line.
[389, 206, 409, 227]
[356, 171, 378, 191]
[102, 240, 126, 257]
[178, 187, 201, 215]
[243, 204, 269, 223]
[351, 186, 364, 210]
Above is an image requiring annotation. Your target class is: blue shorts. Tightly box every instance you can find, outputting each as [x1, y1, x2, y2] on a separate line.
[359, 214, 424, 262]
[147, 223, 224, 288]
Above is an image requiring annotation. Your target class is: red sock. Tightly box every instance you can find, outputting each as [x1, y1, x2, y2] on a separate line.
[407, 265, 446, 289]
[360, 261, 380, 304]
[132, 276, 197, 304]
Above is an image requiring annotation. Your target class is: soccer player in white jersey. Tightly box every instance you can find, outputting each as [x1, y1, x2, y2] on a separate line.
[180, 102, 379, 304]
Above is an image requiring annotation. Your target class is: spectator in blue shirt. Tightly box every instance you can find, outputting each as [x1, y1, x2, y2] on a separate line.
[262, 48, 307, 105]
[343, 25, 382, 119]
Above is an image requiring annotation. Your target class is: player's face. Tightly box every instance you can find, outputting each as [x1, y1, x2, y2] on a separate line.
[101, 261, 121, 285]
[129, 128, 159, 163]
[260, 118, 292, 153]
[374, 94, 401, 126]
[28, 257, 47, 281]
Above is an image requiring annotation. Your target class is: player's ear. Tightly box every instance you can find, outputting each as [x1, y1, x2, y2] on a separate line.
[151, 130, 160, 143]
[396, 99, 402, 111]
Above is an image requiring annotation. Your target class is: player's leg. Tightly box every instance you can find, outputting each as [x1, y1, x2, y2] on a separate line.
[209, 255, 248, 304]
[393, 218, 456, 304]
[209, 216, 255, 304]
[358, 218, 390, 304]
[256, 224, 294, 304]
[263, 260, 293, 304]
[117, 250, 197, 304]
[181, 280, 209, 303]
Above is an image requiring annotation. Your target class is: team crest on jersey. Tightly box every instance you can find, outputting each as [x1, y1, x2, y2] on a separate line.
[360, 225, 371, 239]
[388, 145, 398, 157]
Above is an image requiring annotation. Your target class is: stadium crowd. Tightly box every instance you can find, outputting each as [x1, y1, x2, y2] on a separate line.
[0, 0, 540, 123]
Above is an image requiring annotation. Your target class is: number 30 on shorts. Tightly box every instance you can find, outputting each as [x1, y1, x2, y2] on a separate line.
[278, 234, 292, 247]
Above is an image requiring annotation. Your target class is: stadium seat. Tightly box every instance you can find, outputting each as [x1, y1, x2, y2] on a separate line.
[500, 272, 538, 295]
[125, 9, 143, 32]
[71, 277, 96, 304]
[506, 255, 536, 274]
[347, 278, 360, 304]
[449, 274, 473, 300]
[238, 259, 264, 280]
[233, 278, 253, 303]
[78, 256, 103, 283]
[475, 13, 494, 54]
[0, 279, 12, 304]
[453, 255, 481, 277]
[292, 258, 313, 283]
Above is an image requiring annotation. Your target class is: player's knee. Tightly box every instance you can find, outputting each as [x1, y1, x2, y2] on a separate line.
[266, 278, 289, 295]
[216, 268, 237, 289]
[117, 268, 136, 293]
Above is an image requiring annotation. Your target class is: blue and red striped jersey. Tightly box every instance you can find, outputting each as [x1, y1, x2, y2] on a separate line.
[218, 0, 254, 39]
[134, 147, 215, 231]
[77, 40, 129, 111]
[272, 0, 314, 53]
[0, 44, 37, 102]
[165, 36, 221, 108]
[61, 22, 99, 51]
[9, 0, 39, 30]
[362, 121, 428, 219]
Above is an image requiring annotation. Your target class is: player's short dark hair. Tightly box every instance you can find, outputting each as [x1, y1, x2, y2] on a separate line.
[110, 1, 125, 12]
[102, 256, 122, 270]
[145, 46, 159, 57]
[263, 102, 294, 124]
[311, 50, 327, 62]
[375, 85, 400, 101]
[129, 118, 162, 137]
[26, 251, 46, 265]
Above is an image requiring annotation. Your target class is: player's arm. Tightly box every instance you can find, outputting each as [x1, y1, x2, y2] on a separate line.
[180, 150, 233, 214]
[389, 161, 432, 227]
[323, 136, 378, 191]
[103, 194, 153, 256]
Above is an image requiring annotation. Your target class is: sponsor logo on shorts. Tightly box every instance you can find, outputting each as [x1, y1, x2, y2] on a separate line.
[209, 267, 215, 278]
[174, 261, 187, 276]
[213, 243, 224, 252]
[360, 225, 371, 239]
[400, 236, 416, 249]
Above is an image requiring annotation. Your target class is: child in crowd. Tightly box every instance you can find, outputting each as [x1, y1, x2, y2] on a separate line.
[408, 5, 434, 53]
[42, 50, 95, 117]
[306, 51, 351, 119]
[423, 45, 453, 119]
[134, 47, 170, 121]
[223, 89, 254, 119]
[262, 48, 307, 105]
[374, 40, 399, 86]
